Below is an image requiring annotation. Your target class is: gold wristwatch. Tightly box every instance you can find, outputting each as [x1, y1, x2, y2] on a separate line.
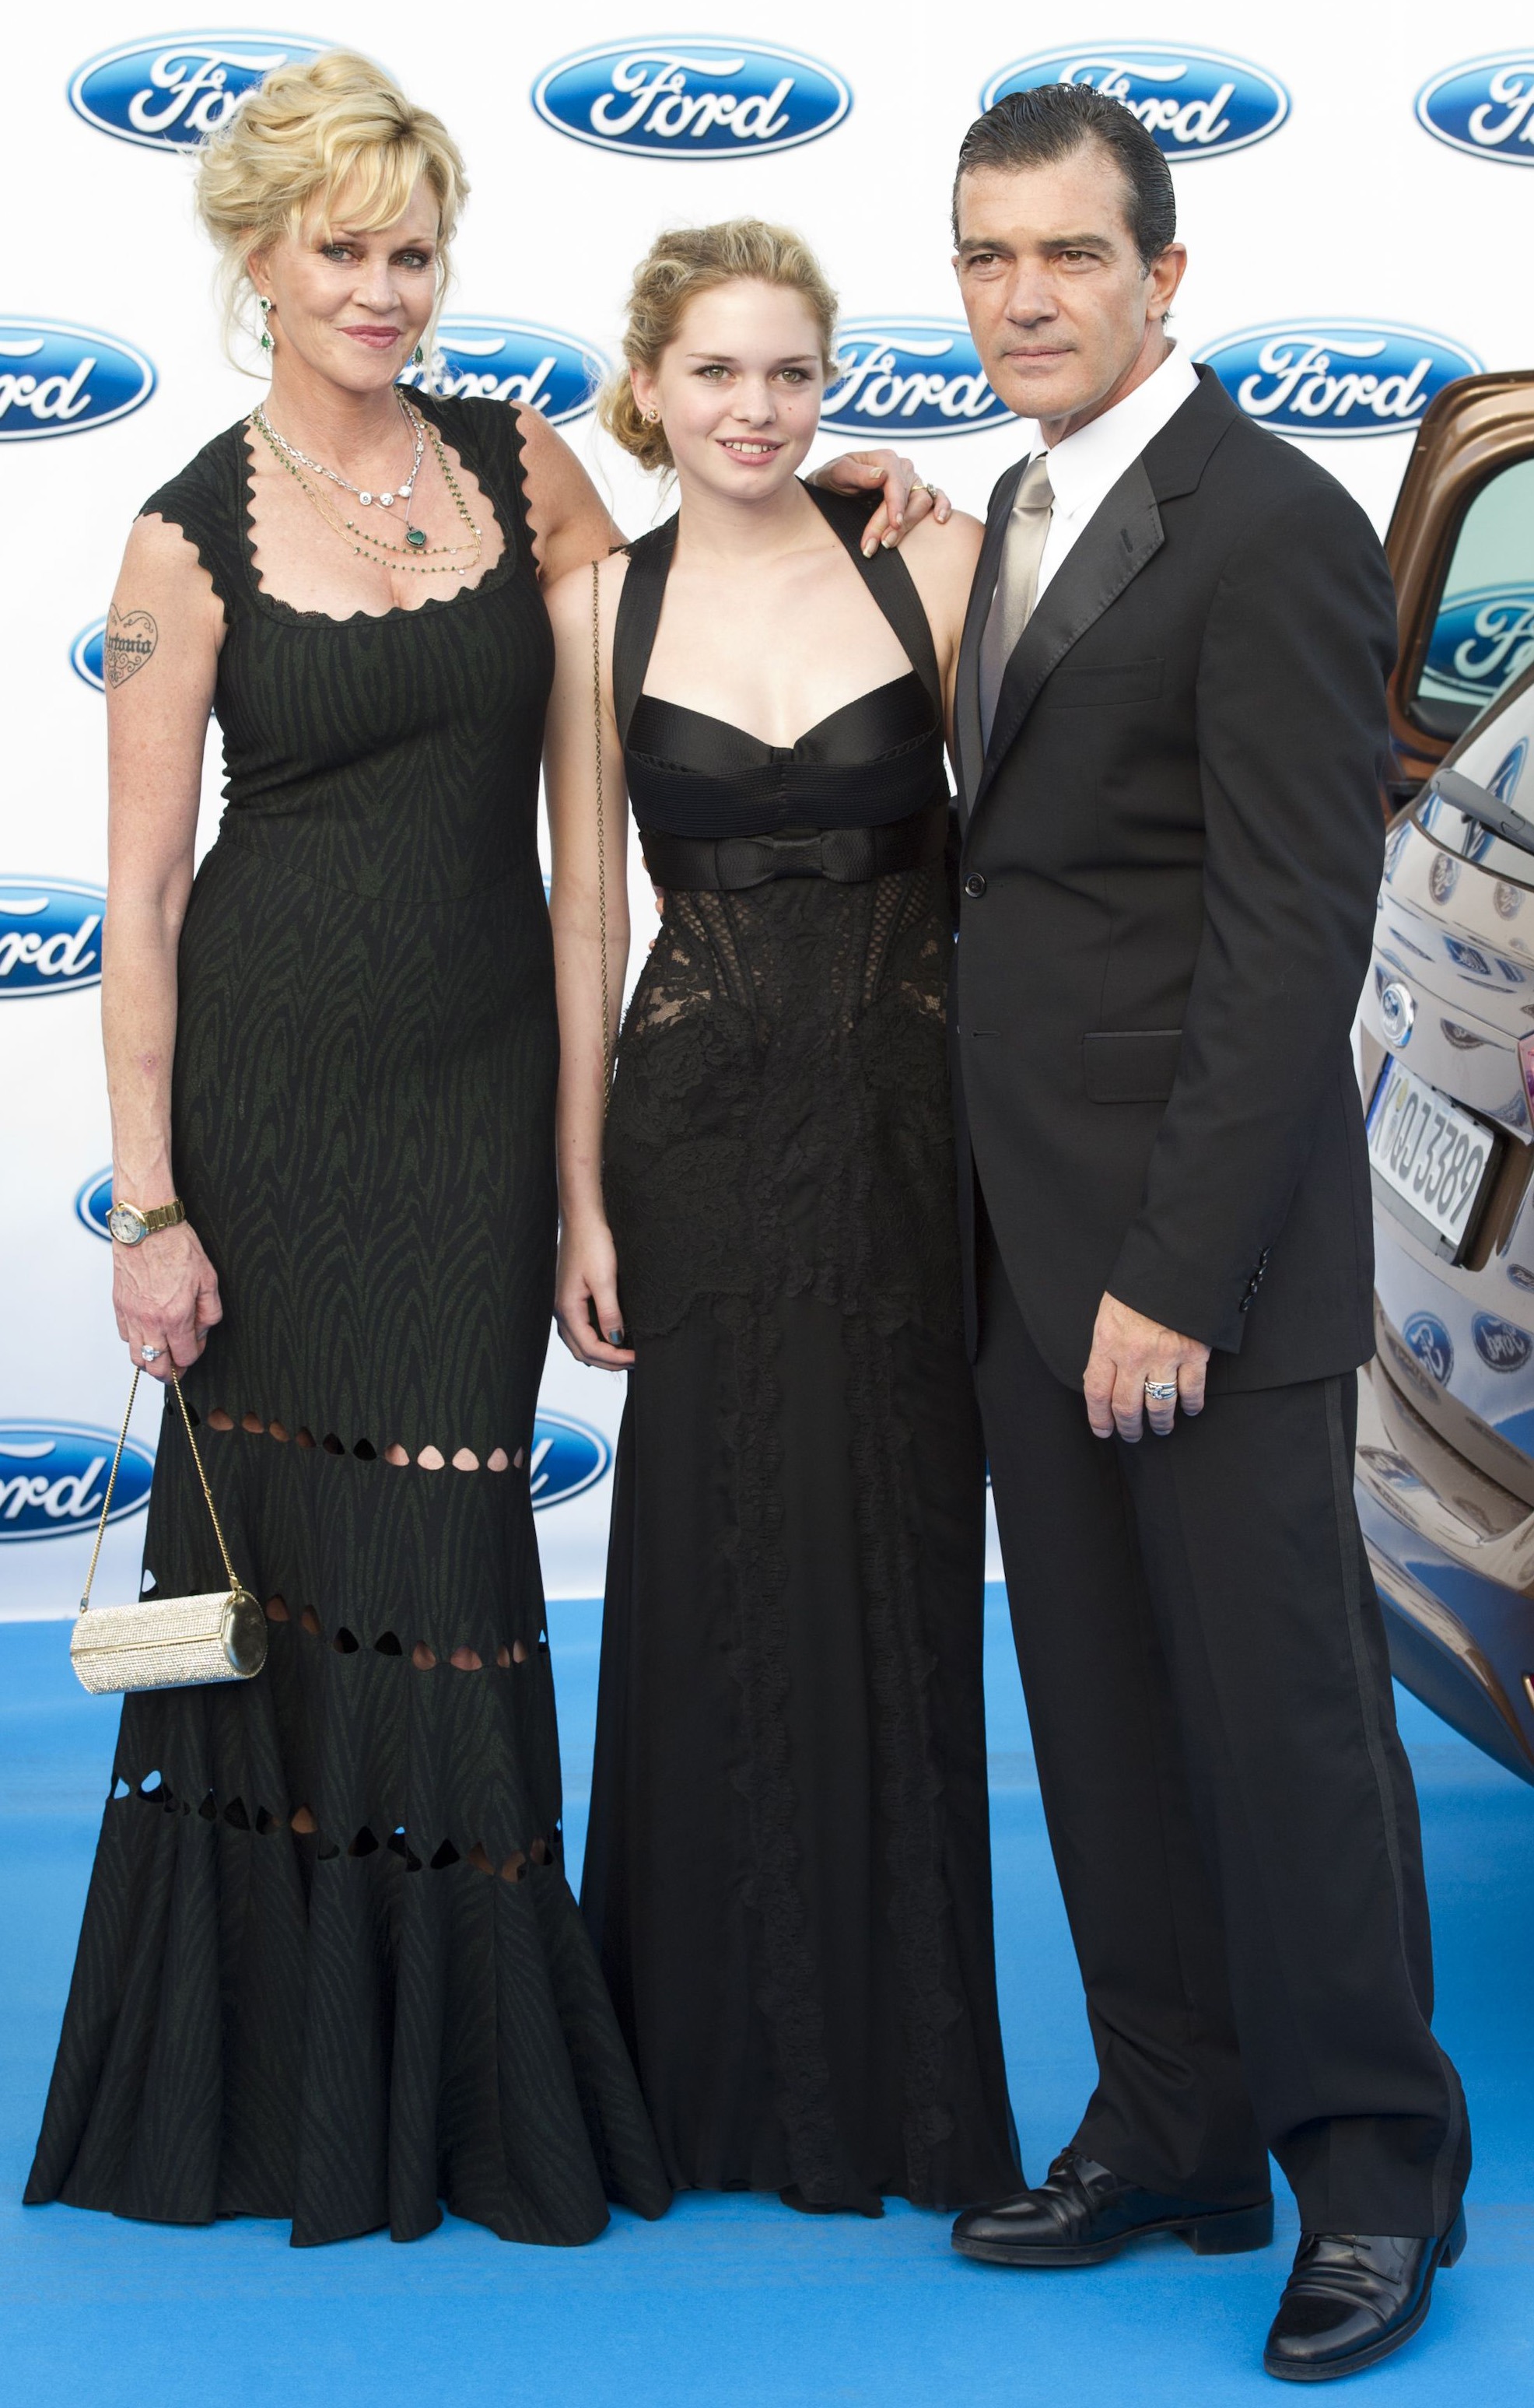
[107, 1198, 187, 1247]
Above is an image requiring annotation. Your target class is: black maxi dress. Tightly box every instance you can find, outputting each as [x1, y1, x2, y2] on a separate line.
[581, 489, 1021, 2213]
[26, 394, 670, 2247]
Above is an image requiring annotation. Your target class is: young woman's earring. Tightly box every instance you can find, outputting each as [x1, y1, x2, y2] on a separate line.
[257, 296, 273, 353]
[645, 406, 660, 425]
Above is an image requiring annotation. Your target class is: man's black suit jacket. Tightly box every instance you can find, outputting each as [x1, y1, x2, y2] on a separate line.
[952, 363, 1394, 1393]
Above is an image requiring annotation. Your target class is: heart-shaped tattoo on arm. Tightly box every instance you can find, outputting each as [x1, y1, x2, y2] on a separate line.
[104, 604, 159, 687]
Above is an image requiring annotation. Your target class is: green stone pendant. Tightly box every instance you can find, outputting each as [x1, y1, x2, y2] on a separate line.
[405, 526, 427, 551]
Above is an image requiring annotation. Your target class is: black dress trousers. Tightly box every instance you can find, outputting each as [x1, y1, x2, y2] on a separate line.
[975, 1217, 1469, 2238]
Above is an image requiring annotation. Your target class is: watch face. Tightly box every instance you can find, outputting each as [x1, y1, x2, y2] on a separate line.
[107, 1204, 145, 1245]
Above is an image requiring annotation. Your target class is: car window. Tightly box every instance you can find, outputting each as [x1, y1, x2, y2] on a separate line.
[1412, 456, 1534, 741]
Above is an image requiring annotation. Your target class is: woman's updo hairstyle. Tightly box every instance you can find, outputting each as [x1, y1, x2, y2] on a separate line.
[601, 218, 839, 474]
[194, 50, 468, 359]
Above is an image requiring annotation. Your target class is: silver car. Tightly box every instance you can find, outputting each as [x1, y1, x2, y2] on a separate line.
[1357, 369, 1534, 1782]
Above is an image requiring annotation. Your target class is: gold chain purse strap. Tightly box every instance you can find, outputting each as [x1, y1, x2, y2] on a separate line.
[78, 1367, 240, 1616]
[591, 560, 613, 1112]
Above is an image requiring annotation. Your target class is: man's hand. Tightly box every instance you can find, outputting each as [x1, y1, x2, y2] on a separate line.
[1083, 1292, 1210, 1442]
[811, 450, 951, 555]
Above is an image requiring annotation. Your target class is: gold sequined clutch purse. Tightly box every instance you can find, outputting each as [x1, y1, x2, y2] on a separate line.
[69, 1367, 267, 1696]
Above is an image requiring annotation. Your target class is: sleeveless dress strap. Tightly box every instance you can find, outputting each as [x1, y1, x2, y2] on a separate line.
[140, 422, 254, 622]
[611, 517, 679, 748]
[408, 393, 532, 575]
[803, 485, 944, 724]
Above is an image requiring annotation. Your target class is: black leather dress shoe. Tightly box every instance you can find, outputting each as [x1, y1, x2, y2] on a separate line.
[1263, 2211, 1466, 2382]
[951, 2148, 1274, 2267]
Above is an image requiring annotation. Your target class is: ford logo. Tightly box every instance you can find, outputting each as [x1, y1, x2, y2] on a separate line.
[1444, 936, 1491, 976]
[820, 320, 1007, 440]
[1427, 850, 1460, 903]
[68, 33, 329, 150]
[1417, 55, 1534, 164]
[1425, 587, 1534, 704]
[75, 1170, 114, 1241]
[0, 1423, 154, 1542]
[1378, 980, 1416, 1046]
[1472, 1311, 1534, 1372]
[982, 44, 1288, 160]
[528, 1413, 611, 1509]
[0, 321, 155, 442]
[1403, 1312, 1454, 1384]
[71, 619, 107, 692]
[531, 39, 850, 157]
[1, 880, 106, 998]
[1197, 322, 1481, 439]
[398, 320, 606, 426]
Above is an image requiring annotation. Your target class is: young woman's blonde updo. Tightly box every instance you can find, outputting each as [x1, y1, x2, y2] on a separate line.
[194, 50, 468, 357]
[600, 219, 839, 474]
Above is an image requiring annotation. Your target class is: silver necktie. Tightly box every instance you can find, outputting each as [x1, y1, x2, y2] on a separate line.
[978, 454, 1055, 746]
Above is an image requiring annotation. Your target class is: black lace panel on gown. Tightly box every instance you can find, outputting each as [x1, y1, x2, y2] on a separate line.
[26, 395, 670, 2249]
[581, 489, 1021, 2212]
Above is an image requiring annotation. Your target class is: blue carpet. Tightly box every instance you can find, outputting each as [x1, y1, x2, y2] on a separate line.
[2, 1590, 1529, 2406]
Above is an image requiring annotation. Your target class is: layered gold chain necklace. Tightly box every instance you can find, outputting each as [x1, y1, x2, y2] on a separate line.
[249, 397, 483, 577]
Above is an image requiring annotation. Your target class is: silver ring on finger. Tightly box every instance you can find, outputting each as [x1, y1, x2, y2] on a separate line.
[140, 1344, 162, 1363]
[1143, 1379, 1178, 1401]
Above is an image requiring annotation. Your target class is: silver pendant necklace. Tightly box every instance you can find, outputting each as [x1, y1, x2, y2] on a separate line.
[252, 396, 429, 548]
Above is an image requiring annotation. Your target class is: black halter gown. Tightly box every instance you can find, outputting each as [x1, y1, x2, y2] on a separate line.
[580, 488, 1021, 2213]
[26, 394, 669, 2247]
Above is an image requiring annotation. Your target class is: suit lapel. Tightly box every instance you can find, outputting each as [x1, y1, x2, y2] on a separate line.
[969, 457, 1164, 822]
[955, 458, 1024, 821]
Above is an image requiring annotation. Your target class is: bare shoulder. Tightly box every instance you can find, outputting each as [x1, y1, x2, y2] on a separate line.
[513, 405, 618, 579]
[122, 504, 220, 598]
[897, 507, 985, 578]
[109, 510, 222, 680]
[544, 545, 630, 648]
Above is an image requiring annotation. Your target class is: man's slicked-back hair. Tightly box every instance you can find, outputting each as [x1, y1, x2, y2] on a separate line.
[952, 84, 1176, 268]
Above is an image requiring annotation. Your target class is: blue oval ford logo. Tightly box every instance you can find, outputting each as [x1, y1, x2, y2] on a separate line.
[528, 1413, 611, 1509]
[75, 1170, 114, 1241]
[0, 1423, 154, 1542]
[1472, 1311, 1534, 1372]
[1425, 587, 1534, 706]
[68, 33, 329, 150]
[532, 39, 850, 156]
[1197, 322, 1481, 439]
[821, 320, 1007, 440]
[1, 880, 106, 998]
[1403, 1313, 1454, 1383]
[0, 321, 155, 442]
[1417, 55, 1534, 164]
[398, 320, 606, 426]
[71, 620, 107, 692]
[982, 44, 1287, 159]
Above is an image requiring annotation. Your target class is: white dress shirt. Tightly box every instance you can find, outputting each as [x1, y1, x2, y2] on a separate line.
[1025, 345, 1200, 605]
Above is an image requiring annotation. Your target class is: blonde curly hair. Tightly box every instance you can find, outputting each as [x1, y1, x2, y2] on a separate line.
[194, 50, 468, 359]
[600, 219, 839, 474]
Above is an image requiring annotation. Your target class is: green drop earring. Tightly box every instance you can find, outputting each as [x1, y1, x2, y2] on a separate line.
[412, 343, 425, 366]
[257, 296, 273, 353]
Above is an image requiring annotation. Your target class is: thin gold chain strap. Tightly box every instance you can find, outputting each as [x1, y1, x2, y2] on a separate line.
[79, 1369, 240, 1615]
[591, 560, 612, 1111]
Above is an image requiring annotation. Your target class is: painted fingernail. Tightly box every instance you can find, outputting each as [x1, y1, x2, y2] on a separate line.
[608, 1328, 624, 1344]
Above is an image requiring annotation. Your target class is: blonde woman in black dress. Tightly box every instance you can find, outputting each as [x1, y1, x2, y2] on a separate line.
[27, 61, 939, 2252]
[548, 222, 1021, 2216]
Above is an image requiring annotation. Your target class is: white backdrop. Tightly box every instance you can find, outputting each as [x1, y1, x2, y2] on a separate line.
[4, 4, 1533, 1615]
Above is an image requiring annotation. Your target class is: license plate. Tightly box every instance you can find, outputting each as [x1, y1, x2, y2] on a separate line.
[1367, 1057, 1497, 1252]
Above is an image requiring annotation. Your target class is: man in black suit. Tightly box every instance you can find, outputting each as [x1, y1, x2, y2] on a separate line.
[944, 86, 1469, 2382]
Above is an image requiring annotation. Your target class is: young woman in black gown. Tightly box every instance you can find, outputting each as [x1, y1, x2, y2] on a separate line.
[548, 222, 1021, 2216]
